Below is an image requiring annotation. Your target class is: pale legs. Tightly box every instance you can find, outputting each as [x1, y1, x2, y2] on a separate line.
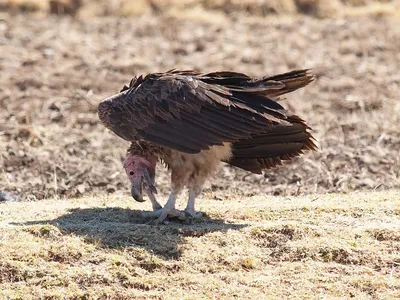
[184, 189, 203, 224]
[142, 170, 186, 224]
[154, 192, 179, 224]
[142, 170, 204, 224]
[141, 191, 186, 224]
[184, 174, 206, 221]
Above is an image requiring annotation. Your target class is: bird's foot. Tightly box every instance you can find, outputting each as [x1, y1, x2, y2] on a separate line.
[141, 208, 202, 224]
[141, 207, 187, 224]
[184, 209, 203, 224]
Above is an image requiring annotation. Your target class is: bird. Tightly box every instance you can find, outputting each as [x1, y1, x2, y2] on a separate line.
[98, 69, 317, 224]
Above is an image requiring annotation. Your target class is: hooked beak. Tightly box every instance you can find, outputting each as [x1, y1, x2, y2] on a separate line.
[131, 185, 145, 202]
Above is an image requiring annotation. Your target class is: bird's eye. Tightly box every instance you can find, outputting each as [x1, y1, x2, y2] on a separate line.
[129, 171, 134, 175]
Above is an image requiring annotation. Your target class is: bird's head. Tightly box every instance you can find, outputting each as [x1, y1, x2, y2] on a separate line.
[123, 155, 157, 202]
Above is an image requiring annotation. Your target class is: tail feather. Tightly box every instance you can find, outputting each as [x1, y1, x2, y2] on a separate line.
[259, 69, 315, 98]
[226, 115, 317, 174]
[201, 69, 314, 100]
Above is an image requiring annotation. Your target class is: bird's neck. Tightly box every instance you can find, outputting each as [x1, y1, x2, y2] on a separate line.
[127, 141, 158, 168]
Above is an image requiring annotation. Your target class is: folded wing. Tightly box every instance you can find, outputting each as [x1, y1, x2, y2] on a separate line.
[98, 69, 315, 155]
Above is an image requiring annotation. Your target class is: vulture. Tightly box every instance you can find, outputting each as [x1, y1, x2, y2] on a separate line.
[98, 69, 317, 224]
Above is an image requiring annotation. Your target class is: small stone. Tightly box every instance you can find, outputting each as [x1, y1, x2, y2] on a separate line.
[77, 184, 86, 194]
[0, 190, 18, 202]
[106, 184, 116, 193]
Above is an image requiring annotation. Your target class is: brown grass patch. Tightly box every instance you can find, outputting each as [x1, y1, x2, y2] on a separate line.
[0, 191, 399, 298]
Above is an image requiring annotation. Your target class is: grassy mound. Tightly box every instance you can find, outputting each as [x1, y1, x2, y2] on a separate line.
[1, 190, 399, 298]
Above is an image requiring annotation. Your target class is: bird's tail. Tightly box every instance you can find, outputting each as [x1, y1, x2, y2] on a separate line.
[226, 115, 317, 174]
[202, 69, 314, 100]
[260, 69, 315, 98]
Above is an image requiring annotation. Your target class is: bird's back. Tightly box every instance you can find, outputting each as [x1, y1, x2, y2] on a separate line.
[98, 69, 316, 173]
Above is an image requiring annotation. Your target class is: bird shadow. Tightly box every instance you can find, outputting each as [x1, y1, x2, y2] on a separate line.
[13, 207, 248, 259]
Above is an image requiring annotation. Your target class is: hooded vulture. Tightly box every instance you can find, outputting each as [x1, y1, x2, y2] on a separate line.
[98, 69, 316, 224]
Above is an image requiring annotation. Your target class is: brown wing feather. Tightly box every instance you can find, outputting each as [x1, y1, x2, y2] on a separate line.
[200, 69, 314, 98]
[98, 70, 315, 154]
[226, 116, 317, 174]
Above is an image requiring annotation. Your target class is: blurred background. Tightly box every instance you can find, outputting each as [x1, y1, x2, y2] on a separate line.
[1, 0, 400, 18]
[0, 0, 399, 201]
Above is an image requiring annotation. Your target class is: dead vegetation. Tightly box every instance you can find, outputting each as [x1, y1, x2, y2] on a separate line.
[0, 191, 399, 299]
[1, 0, 400, 18]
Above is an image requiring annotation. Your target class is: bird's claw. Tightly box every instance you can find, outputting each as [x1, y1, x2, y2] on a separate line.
[142, 207, 186, 225]
[141, 208, 202, 224]
[184, 209, 203, 219]
[184, 210, 203, 224]
[154, 208, 174, 225]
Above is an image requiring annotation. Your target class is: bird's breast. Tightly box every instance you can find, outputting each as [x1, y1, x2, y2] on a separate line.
[166, 143, 232, 174]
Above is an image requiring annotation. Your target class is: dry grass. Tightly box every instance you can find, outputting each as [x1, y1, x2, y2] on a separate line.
[0, 190, 399, 299]
[1, 0, 400, 18]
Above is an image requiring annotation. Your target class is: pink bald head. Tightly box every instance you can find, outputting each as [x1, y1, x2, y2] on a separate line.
[124, 155, 157, 202]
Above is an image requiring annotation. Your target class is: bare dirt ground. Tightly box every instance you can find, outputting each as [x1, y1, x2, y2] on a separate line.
[1, 12, 399, 202]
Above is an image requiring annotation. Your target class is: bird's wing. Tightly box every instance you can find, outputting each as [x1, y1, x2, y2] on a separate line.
[98, 70, 313, 154]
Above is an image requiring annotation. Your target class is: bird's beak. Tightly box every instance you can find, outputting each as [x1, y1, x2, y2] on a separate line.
[131, 185, 145, 202]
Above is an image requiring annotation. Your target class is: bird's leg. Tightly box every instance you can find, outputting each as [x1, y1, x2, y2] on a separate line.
[184, 172, 205, 223]
[142, 171, 204, 224]
[184, 189, 203, 223]
[154, 192, 182, 224]
[142, 191, 187, 223]
[142, 172, 188, 223]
